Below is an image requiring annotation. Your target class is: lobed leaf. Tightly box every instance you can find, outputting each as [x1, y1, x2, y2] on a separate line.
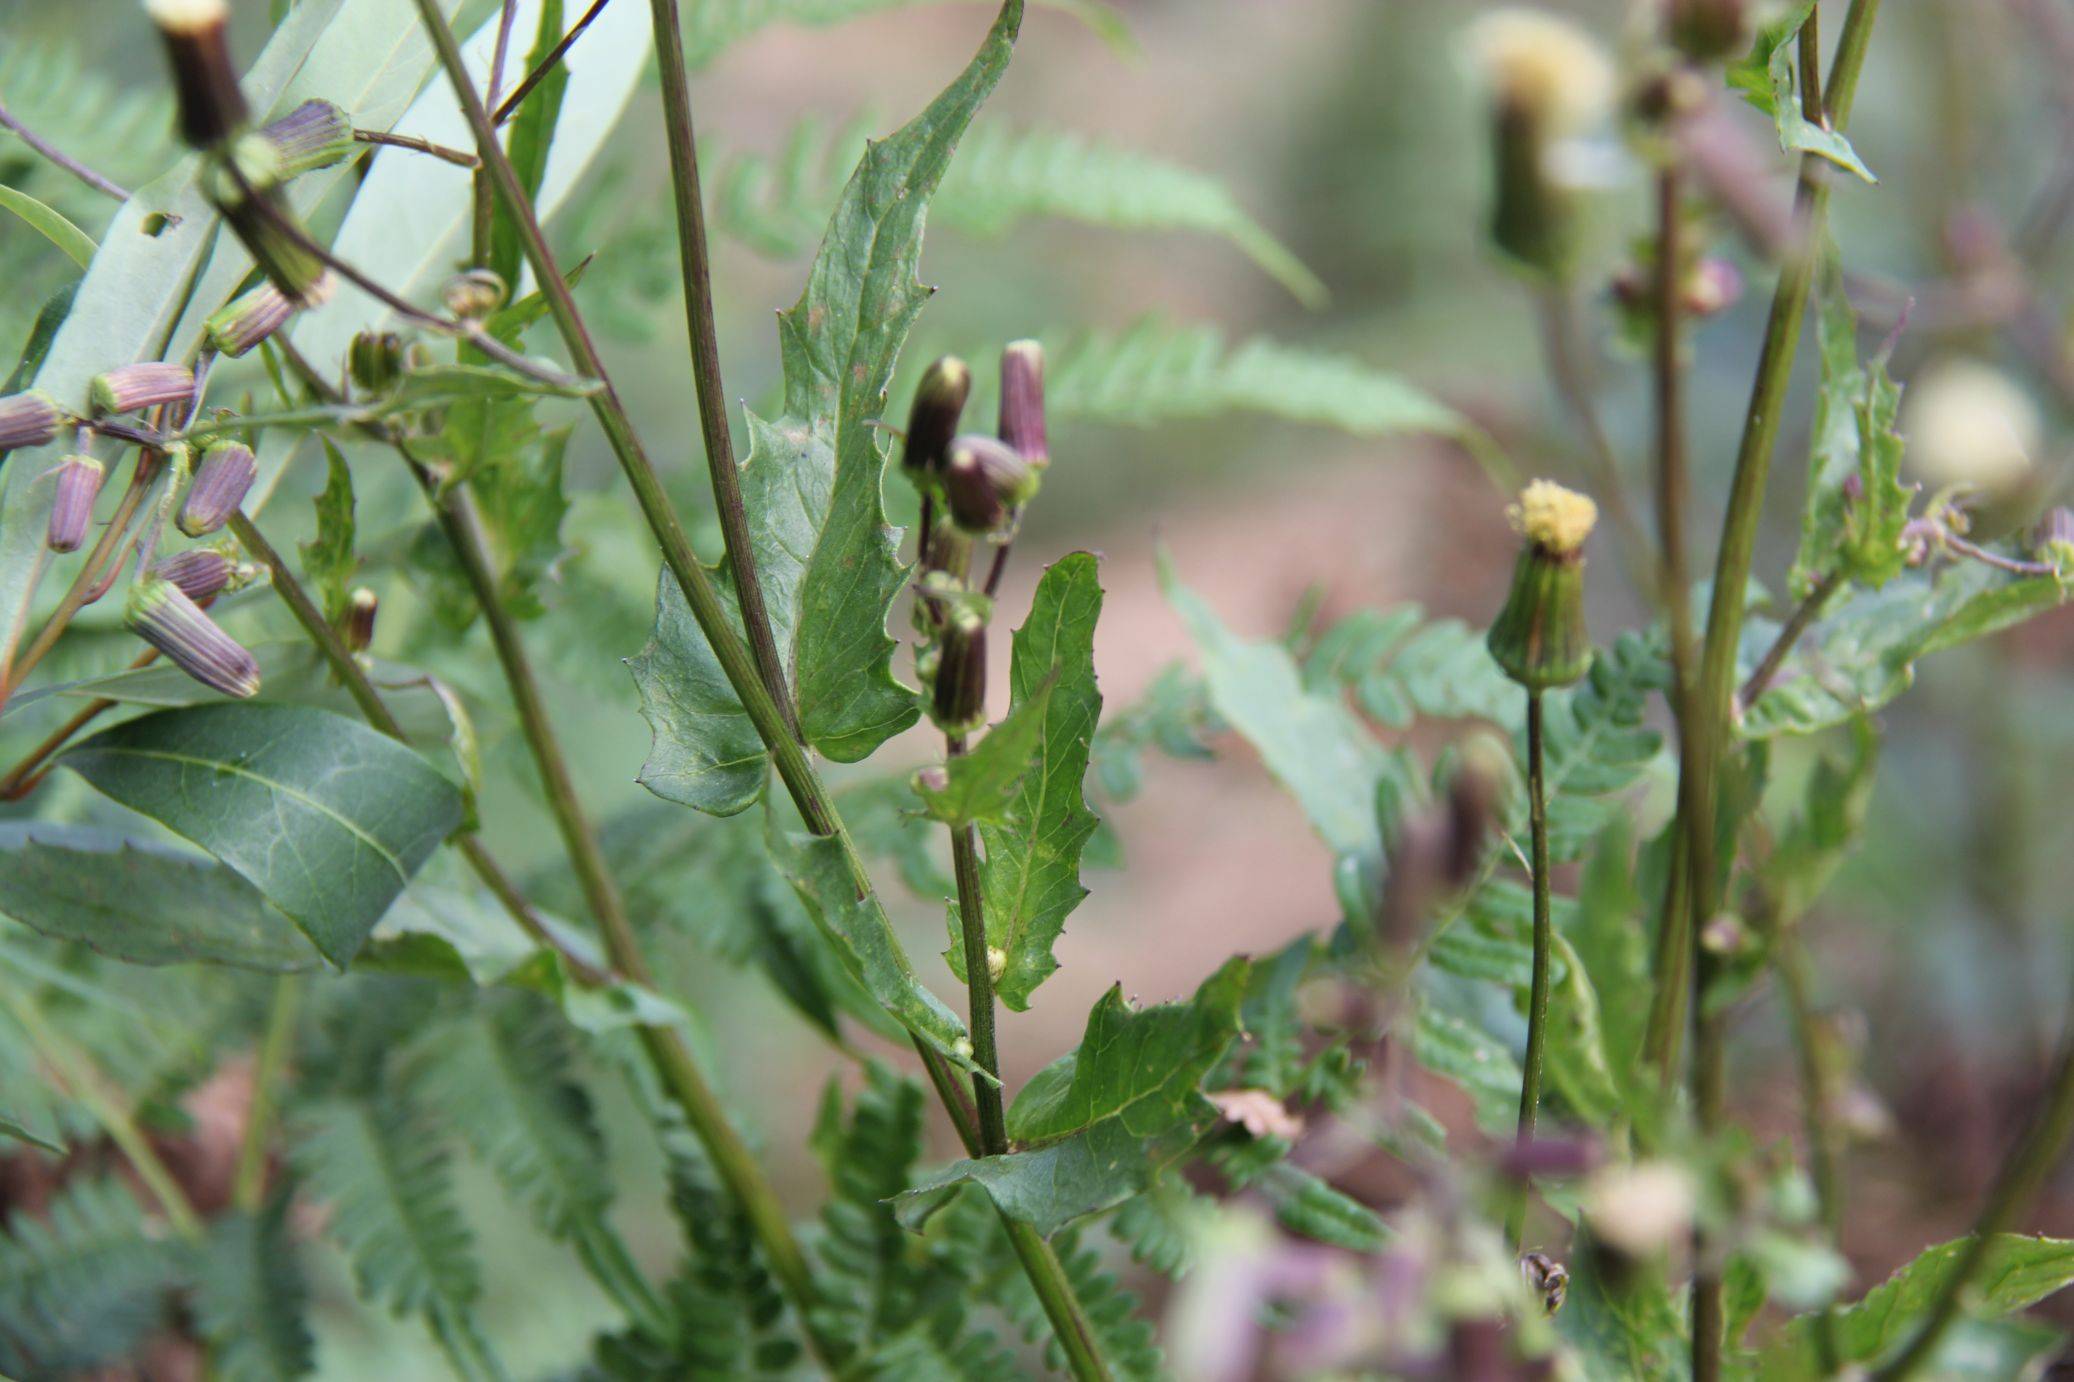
[193, 1200, 315, 1382]
[1726, 1, 1877, 183]
[913, 676, 1057, 829]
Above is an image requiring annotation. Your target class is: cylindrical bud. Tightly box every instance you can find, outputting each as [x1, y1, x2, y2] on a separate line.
[0, 391, 66, 452]
[90, 362, 195, 417]
[943, 435, 1038, 539]
[931, 612, 987, 736]
[147, 0, 246, 149]
[441, 269, 507, 321]
[900, 356, 971, 481]
[349, 331, 407, 396]
[1467, 10, 1612, 279]
[126, 576, 261, 698]
[213, 178, 334, 308]
[203, 282, 295, 358]
[1488, 480, 1597, 690]
[1669, 0, 1747, 63]
[342, 586, 378, 653]
[256, 99, 355, 179]
[999, 340, 1048, 468]
[153, 548, 238, 602]
[178, 440, 257, 537]
[46, 455, 105, 554]
[2031, 507, 2074, 571]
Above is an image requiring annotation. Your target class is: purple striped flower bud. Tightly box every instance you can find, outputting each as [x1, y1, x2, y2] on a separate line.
[257, 99, 356, 179]
[153, 548, 237, 602]
[147, 0, 246, 149]
[930, 609, 987, 736]
[178, 440, 257, 537]
[46, 455, 105, 554]
[0, 392, 65, 451]
[90, 363, 195, 418]
[342, 587, 378, 653]
[943, 435, 1038, 539]
[127, 576, 260, 698]
[999, 340, 1048, 468]
[900, 357, 970, 481]
[204, 283, 295, 358]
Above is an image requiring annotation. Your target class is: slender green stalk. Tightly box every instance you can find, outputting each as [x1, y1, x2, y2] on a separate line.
[646, 0, 799, 736]
[494, 0, 612, 126]
[233, 975, 301, 1212]
[354, 128, 479, 168]
[471, 0, 519, 266]
[1874, 1015, 2074, 1380]
[950, 807, 1009, 1154]
[0, 981, 201, 1240]
[1507, 688, 1552, 1251]
[0, 96, 130, 201]
[1738, 570, 1841, 712]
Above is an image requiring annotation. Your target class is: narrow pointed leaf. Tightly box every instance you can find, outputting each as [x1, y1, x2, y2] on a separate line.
[914, 676, 1056, 828]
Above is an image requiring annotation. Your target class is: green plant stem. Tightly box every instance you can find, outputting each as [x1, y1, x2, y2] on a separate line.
[1532, 286, 1654, 588]
[409, 9, 1111, 1374]
[354, 128, 480, 168]
[1738, 570, 1841, 713]
[1507, 688, 1552, 1251]
[645, 0, 798, 736]
[472, 0, 519, 267]
[949, 800, 1009, 1154]
[1874, 1015, 2074, 1380]
[0, 96, 131, 201]
[494, 0, 612, 126]
[233, 975, 300, 1212]
[0, 980, 201, 1240]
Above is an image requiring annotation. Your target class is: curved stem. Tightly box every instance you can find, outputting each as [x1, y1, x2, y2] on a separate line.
[233, 975, 301, 1212]
[1738, 570, 1841, 713]
[354, 128, 479, 168]
[1507, 688, 1551, 1251]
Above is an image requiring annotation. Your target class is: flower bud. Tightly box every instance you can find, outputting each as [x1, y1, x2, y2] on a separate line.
[46, 455, 105, 554]
[900, 356, 971, 481]
[90, 362, 195, 417]
[127, 576, 260, 698]
[203, 282, 295, 358]
[999, 339, 1048, 468]
[147, 0, 246, 149]
[1488, 480, 1597, 690]
[1466, 10, 1613, 278]
[943, 435, 1038, 539]
[1668, 0, 1747, 63]
[349, 331, 407, 396]
[178, 440, 257, 537]
[211, 173, 334, 308]
[931, 609, 987, 736]
[256, 99, 355, 179]
[0, 392, 66, 452]
[153, 548, 237, 602]
[1904, 360, 2040, 498]
[2032, 507, 2074, 574]
[441, 269, 507, 321]
[342, 586, 378, 654]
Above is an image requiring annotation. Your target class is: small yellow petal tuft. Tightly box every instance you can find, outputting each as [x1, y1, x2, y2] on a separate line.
[1508, 479, 1598, 556]
[1464, 9, 1615, 135]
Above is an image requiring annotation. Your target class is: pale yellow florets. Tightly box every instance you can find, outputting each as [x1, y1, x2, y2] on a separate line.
[1904, 360, 2040, 496]
[1464, 8, 1616, 135]
[1508, 479, 1598, 555]
[144, 0, 228, 31]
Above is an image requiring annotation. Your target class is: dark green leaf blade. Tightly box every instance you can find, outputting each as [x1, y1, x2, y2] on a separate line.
[60, 704, 464, 967]
[913, 674, 1056, 828]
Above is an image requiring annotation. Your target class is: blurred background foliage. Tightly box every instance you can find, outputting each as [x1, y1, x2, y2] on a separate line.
[3, 0, 2074, 1374]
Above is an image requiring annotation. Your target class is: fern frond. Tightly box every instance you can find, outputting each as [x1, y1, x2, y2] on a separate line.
[1526, 630, 1669, 862]
[1110, 1173, 1211, 1279]
[808, 1064, 928, 1358]
[1304, 605, 1517, 729]
[1044, 317, 1469, 440]
[991, 1226, 1164, 1380]
[193, 1197, 314, 1382]
[0, 1176, 183, 1377]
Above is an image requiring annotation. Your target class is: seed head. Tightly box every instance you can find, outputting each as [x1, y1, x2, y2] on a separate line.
[204, 282, 295, 358]
[90, 362, 195, 417]
[178, 440, 257, 537]
[46, 455, 105, 554]
[999, 340, 1048, 468]
[1488, 480, 1596, 690]
[943, 435, 1038, 540]
[127, 576, 261, 698]
[900, 356, 971, 481]
[0, 392, 66, 452]
[1465, 10, 1614, 136]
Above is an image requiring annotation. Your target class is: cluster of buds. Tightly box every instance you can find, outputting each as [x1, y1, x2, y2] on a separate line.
[900, 343, 1051, 735]
[177, 440, 257, 537]
[149, 0, 334, 307]
[1487, 480, 1598, 691]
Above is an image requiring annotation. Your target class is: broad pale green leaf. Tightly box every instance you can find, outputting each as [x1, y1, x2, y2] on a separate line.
[1726, 2, 1877, 183]
[960, 553, 1103, 1008]
[1569, 818, 1651, 1083]
[913, 676, 1055, 828]
[1740, 561, 2070, 738]
[0, 185, 95, 269]
[0, 460, 57, 671]
[764, 806, 976, 1070]
[1764, 1235, 2074, 1375]
[893, 958, 1249, 1236]
[636, 2, 1025, 811]
[0, 822, 320, 971]
[1162, 552, 1389, 861]
[193, 1201, 315, 1382]
[1558, 1233, 1690, 1381]
[488, 0, 570, 289]
[60, 704, 463, 968]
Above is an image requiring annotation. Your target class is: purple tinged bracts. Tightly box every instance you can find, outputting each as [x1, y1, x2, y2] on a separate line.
[257, 99, 355, 179]
[89, 363, 195, 417]
[930, 609, 987, 736]
[999, 339, 1048, 468]
[943, 435, 1038, 539]
[204, 283, 295, 358]
[46, 455, 105, 554]
[343, 587, 378, 653]
[178, 440, 257, 537]
[126, 576, 260, 698]
[0, 392, 65, 451]
[153, 548, 237, 602]
[900, 356, 971, 480]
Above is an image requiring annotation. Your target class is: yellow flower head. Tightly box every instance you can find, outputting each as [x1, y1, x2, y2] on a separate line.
[1464, 9, 1615, 136]
[1508, 479, 1598, 556]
